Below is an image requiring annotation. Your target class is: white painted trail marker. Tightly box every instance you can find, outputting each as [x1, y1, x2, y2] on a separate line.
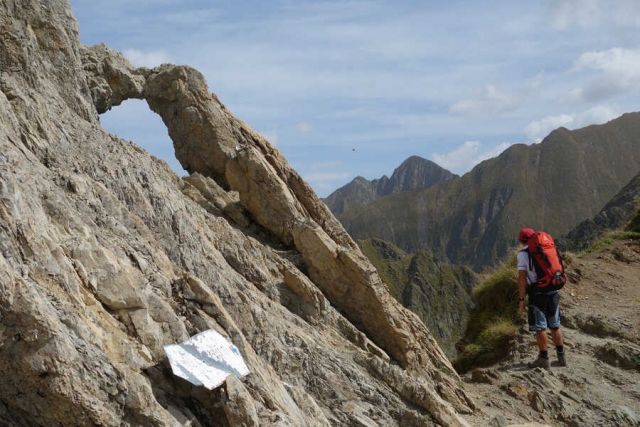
[164, 329, 250, 389]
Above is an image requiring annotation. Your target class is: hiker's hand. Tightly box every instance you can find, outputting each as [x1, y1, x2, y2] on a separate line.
[519, 300, 526, 313]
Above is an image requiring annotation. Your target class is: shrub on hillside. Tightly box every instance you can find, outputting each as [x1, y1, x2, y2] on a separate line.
[453, 258, 521, 373]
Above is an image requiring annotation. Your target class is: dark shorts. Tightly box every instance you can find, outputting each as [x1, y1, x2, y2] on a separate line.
[527, 291, 560, 331]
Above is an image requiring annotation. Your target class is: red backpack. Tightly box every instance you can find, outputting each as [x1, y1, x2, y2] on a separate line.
[524, 231, 567, 292]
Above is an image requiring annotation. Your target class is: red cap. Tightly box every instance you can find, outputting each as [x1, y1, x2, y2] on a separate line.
[518, 228, 534, 242]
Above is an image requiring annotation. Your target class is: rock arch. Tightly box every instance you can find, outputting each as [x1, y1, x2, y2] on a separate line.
[80, 44, 474, 422]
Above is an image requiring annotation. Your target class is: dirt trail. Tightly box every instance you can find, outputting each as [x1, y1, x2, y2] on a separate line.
[460, 239, 640, 427]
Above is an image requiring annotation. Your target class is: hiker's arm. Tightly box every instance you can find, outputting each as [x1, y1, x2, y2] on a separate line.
[518, 270, 527, 312]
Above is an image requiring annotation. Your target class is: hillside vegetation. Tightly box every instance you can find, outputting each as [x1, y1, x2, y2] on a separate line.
[452, 258, 521, 373]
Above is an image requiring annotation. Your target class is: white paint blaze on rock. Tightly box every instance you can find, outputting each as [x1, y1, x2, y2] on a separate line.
[164, 329, 250, 389]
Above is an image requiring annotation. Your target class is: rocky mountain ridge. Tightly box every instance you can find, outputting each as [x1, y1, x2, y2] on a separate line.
[331, 117, 640, 269]
[1, 2, 637, 427]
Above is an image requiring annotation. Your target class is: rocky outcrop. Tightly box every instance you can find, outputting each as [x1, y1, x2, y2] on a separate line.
[386, 156, 458, 194]
[0, 1, 475, 425]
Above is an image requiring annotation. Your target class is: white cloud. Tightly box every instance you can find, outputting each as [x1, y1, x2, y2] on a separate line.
[450, 85, 520, 115]
[296, 122, 312, 134]
[547, 0, 640, 30]
[567, 47, 640, 102]
[123, 49, 172, 68]
[525, 104, 620, 143]
[449, 74, 544, 116]
[524, 114, 574, 143]
[570, 48, 640, 76]
[571, 104, 621, 127]
[431, 141, 511, 174]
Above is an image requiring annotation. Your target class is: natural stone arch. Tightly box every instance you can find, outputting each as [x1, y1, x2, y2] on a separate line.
[80, 45, 474, 421]
[81, 43, 147, 114]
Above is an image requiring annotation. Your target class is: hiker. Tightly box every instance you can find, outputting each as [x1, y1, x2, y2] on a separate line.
[517, 228, 566, 368]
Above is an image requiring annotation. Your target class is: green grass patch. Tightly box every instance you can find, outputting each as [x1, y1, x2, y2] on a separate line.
[582, 230, 640, 255]
[625, 208, 640, 233]
[453, 258, 522, 373]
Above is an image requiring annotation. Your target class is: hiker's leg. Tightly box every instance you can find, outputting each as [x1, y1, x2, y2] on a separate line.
[547, 294, 562, 347]
[528, 301, 550, 367]
[550, 327, 563, 347]
[546, 293, 567, 365]
[528, 299, 547, 337]
[550, 327, 567, 366]
[528, 328, 551, 368]
[535, 330, 548, 351]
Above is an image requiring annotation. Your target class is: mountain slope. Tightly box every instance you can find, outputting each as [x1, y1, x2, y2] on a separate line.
[561, 169, 640, 252]
[324, 155, 458, 215]
[358, 239, 478, 358]
[336, 119, 640, 269]
[0, 2, 474, 426]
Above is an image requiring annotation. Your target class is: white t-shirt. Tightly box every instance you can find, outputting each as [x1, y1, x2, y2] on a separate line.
[517, 249, 538, 285]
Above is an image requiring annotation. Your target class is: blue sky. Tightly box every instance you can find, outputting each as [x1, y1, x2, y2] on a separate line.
[69, 0, 640, 197]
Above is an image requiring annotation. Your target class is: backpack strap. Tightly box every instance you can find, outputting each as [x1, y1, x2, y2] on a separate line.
[520, 248, 534, 272]
[521, 248, 543, 290]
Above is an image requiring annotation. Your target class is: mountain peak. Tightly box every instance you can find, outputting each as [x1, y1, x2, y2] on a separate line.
[324, 155, 457, 215]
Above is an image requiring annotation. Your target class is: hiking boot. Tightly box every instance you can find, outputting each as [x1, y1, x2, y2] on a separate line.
[557, 352, 567, 367]
[528, 356, 550, 369]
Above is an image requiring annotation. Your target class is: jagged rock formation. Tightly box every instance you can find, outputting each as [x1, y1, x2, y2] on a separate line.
[335, 120, 640, 269]
[560, 170, 640, 252]
[0, 1, 478, 426]
[323, 156, 458, 215]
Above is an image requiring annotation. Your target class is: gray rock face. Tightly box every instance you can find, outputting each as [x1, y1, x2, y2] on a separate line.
[383, 156, 459, 194]
[0, 1, 474, 426]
